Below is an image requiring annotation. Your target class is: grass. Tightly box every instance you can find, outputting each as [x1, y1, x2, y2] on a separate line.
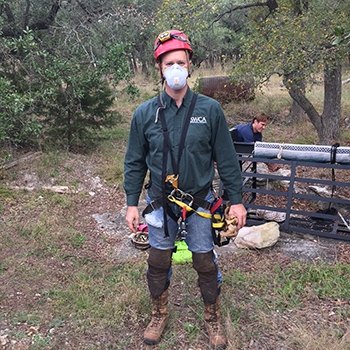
[36, 151, 65, 179]
[1, 189, 350, 349]
[224, 262, 350, 311]
[95, 125, 129, 185]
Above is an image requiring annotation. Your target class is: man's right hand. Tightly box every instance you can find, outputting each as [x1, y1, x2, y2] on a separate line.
[126, 206, 139, 232]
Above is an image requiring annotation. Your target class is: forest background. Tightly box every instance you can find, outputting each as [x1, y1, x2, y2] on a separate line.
[0, 0, 350, 154]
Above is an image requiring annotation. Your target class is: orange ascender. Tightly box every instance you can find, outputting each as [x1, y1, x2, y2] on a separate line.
[165, 174, 179, 189]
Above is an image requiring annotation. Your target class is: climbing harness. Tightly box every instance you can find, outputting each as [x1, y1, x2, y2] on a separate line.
[142, 92, 238, 245]
[151, 92, 199, 238]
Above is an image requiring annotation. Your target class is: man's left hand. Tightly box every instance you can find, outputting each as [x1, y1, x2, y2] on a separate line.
[228, 203, 247, 230]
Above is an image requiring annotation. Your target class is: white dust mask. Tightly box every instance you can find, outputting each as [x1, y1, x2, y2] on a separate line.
[163, 63, 188, 90]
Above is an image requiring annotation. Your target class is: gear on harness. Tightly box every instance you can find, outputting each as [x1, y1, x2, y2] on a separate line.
[165, 174, 179, 189]
[166, 186, 212, 240]
[176, 207, 189, 240]
[210, 199, 239, 246]
[177, 217, 188, 240]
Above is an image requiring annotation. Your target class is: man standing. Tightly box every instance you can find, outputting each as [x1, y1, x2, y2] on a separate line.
[235, 113, 268, 143]
[124, 29, 246, 349]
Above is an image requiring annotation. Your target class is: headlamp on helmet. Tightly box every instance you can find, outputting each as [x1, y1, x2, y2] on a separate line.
[154, 29, 193, 61]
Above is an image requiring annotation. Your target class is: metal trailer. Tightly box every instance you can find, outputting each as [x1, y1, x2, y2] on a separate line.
[231, 141, 350, 241]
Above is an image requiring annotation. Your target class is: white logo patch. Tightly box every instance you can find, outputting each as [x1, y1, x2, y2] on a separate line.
[190, 116, 207, 124]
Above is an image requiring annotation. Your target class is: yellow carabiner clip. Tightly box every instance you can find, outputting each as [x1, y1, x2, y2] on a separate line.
[167, 195, 212, 219]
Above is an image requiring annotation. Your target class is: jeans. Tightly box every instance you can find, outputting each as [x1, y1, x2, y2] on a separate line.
[146, 190, 215, 253]
[145, 190, 223, 285]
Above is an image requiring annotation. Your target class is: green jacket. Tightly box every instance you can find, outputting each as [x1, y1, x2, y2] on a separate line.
[124, 88, 242, 206]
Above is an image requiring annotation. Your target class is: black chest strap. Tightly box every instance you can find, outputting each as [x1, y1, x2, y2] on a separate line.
[157, 93, 198, 236]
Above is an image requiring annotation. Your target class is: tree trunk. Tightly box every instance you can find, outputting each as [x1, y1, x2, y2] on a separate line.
[320, 63, 341, 144]
[130, 53, 138, 73]
[141, 61, 149, 76]
[289, 79, 306, 123]
[283, 64, 342, 145]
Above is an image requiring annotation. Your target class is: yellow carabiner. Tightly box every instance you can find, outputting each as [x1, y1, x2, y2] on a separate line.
[168, 195, 192, 211]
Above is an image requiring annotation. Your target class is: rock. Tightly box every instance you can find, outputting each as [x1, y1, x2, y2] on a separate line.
[0, 334, 9, 346]
[256, 209, 286, 222]
[234, 222, 280, 249]
[42, 185, 71, 193]
[308, 185, 331, 197]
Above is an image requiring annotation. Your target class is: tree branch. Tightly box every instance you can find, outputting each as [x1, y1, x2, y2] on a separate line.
[75, 0, 94, 17]
[1, 1, 62, 37]
[212, 0, 278, 25]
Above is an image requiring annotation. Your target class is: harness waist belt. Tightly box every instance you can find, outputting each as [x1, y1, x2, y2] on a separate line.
[142, 188, 211, 217]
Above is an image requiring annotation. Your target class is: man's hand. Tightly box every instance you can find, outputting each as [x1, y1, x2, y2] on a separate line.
[126, 206, 139, 233]
[227, 203, 247, 230]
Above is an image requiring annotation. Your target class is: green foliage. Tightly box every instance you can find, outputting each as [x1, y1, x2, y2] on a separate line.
[0, 69, 40, 146]
[99, 43, 132, 83]
[0, 29, 130, 149]
[156, 0, 245, 66]
[36, 57, 119, 150]
[0, 0, 141, 150]
[124, 83, 140, 100]
[231, 1, 349, 85]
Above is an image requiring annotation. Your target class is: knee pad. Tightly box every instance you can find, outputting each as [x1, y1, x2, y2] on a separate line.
[147, 247, 172, 270]
[147, 247, 172, 298]
[192, 251, 217, 273]
[192, 251, 219, 304]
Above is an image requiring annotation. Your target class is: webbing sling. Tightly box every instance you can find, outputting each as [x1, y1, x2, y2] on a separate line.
[158, 93, 198, 236]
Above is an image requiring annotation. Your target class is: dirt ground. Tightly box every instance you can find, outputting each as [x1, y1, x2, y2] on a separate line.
[5, 151, 346, 264]
[1, 152, 350, 350]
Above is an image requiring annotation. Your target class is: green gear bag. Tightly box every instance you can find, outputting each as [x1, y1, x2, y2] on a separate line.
[172, 240, 192, 264]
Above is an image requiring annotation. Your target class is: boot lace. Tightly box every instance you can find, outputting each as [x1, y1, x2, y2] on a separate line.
[150, 311, 163, 326]
[206, 305, 222, 332]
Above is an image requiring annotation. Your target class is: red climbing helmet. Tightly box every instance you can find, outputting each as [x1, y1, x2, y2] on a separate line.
[153, 29, 193, 61]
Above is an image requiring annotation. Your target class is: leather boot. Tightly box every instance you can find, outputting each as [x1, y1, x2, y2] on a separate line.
[204, 299, 227, 349]
[143, 289, 169, 345]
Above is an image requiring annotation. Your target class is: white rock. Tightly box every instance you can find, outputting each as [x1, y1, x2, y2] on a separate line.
[0, 335, 9, 346]
[234, 222, 280, 249]
[256, 209, 286, 222]
[308, 185, 331, 197]
[42, 185, 71, 193]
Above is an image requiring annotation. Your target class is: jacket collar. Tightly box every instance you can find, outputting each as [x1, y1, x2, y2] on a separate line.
[161, 87, 193, 108]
